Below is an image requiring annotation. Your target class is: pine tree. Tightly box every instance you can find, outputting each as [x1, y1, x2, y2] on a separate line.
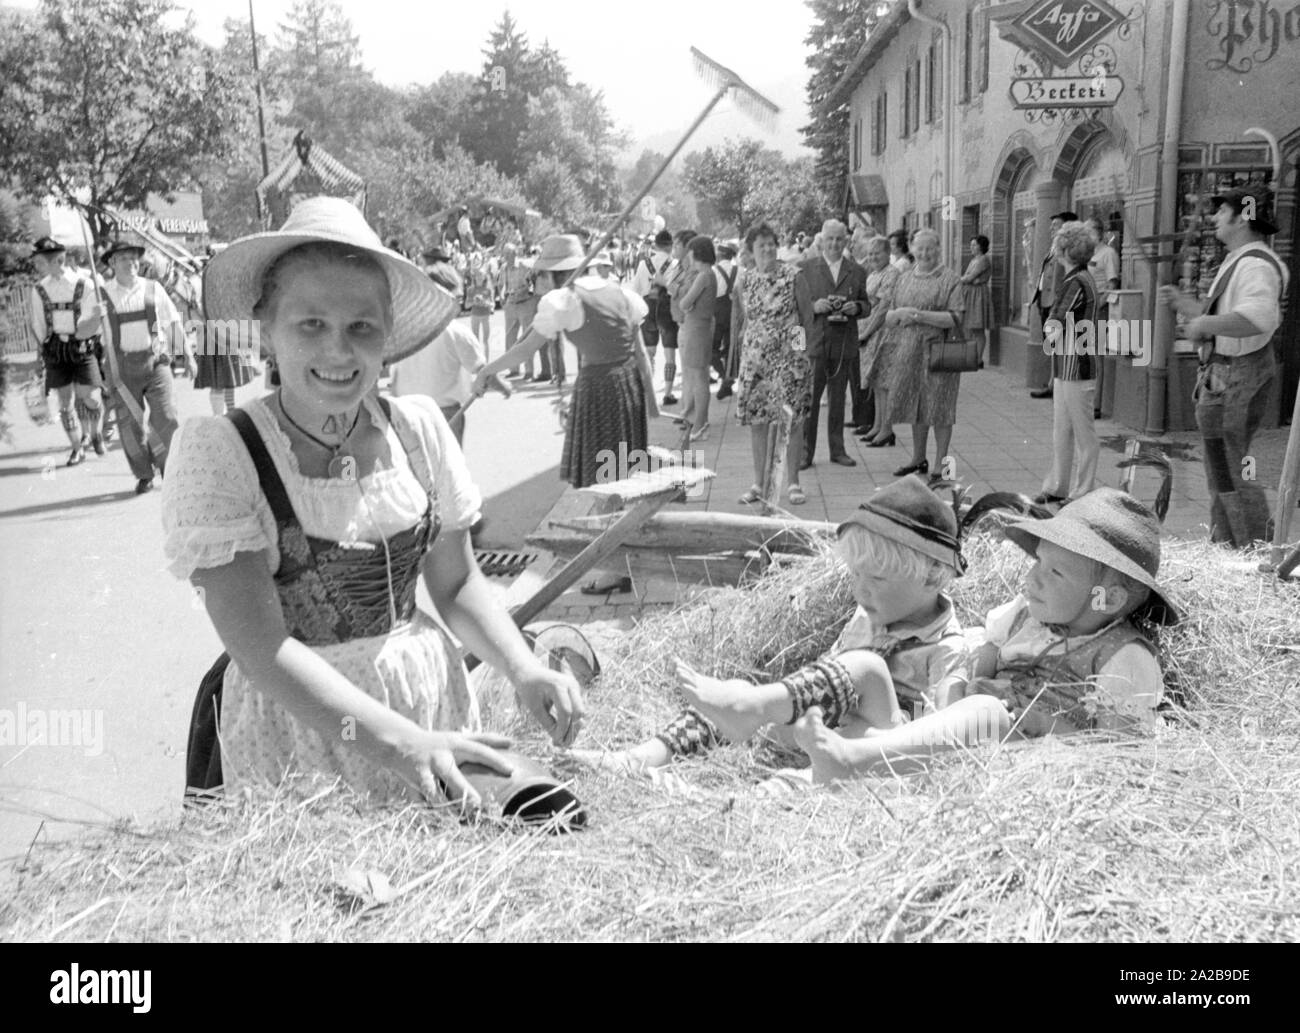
[802, 0, 881, 206]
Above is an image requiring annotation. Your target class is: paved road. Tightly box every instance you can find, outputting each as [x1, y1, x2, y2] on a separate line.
[0, 311, 575, 860]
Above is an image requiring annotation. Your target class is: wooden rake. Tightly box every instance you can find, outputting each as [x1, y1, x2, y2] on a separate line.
[453, 48, 779, 423]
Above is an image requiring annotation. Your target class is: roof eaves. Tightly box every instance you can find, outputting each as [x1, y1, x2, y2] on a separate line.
[822, 2, 912, 113]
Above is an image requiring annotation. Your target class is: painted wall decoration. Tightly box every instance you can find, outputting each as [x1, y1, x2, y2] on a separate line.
[1205, 0, 1300, 73]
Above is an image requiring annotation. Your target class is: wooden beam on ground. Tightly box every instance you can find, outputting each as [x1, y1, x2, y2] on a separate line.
[509, 489, 680, 628]
[531, 510, 833, 556]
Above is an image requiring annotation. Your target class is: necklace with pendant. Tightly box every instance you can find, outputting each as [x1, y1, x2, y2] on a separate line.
[277, 392, 362, 479]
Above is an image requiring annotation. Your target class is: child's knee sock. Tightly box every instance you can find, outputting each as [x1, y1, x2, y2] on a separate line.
[224, 387, 237, 411]
[655, 707, 722, 757]
[664, 360, 676, 394]
[782, 657, 859, 727]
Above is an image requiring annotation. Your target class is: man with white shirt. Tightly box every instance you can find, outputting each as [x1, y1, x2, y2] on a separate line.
[1159, 186, 1288, 547]
[389, 262, 511, 447]
[100, 238, 182, 494]
[630, 229, 674, 398]
[795, 219, 869, 468]
[28, 237, 107, 465]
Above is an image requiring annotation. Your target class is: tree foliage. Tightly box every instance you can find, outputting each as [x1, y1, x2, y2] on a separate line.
[683, 139, 821, 238]
[802, 0, 879, 206]
[0, 0, 247, 245]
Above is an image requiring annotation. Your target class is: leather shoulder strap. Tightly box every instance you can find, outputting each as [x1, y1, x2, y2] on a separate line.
[226, 409, 298, 526]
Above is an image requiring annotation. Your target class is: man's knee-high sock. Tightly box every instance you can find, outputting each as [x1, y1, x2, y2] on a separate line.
[60, 406, 82, 447]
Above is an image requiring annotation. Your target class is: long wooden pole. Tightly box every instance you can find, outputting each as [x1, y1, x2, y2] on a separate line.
[454, 86, 733, 421]
[249, 0, 271, 225]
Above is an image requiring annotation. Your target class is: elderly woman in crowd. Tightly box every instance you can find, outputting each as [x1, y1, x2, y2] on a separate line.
[1034, 221, 1100, 504]
[855, 235, 901, 447]
[959, 234, 994, 360]
[884, 227, 965, 480]
[733, 222, 813, 505]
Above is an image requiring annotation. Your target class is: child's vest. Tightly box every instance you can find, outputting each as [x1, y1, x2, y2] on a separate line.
[104, 281, 160, 355]
[997, 610, 1157, 732]
[714, 265, 737, 328]
[35, 279, 97, 363]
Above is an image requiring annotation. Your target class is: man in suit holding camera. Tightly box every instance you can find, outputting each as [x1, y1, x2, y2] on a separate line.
[795, 219, 869, 468]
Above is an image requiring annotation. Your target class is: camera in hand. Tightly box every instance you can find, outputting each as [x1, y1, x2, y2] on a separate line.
[826, 294, 849, 322]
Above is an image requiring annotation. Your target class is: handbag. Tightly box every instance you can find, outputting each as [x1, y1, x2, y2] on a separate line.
[927, 318, 983, 373]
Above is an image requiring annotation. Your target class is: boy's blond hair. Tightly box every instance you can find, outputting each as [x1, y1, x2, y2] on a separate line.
[836, 524, 955, 590]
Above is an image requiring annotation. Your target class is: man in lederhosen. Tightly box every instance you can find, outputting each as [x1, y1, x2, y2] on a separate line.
[28, 236, 107, 466]
[1160, 185, 1288, 547]
[100, 238, 183, 494]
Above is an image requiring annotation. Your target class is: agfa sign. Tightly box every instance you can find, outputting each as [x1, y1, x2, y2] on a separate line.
[1006, 0, 1124, 69]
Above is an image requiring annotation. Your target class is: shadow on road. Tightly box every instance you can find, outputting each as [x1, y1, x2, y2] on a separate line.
[0, 489, 140, 520]
[477, 462, 564, 548]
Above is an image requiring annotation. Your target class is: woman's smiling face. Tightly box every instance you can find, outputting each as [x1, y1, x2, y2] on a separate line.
[262, 258, 391, 415]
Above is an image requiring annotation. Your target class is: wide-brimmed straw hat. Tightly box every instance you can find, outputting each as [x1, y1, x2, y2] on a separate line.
[592, 249, 615, 268]
[1004, 487, 1178, 625]
[203, 197, 459, 364]
[837, 475, 966, 575]
[533, 234, 586, 273]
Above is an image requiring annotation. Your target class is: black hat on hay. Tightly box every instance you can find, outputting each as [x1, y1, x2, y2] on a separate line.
[837, 475, 966, 575]
[31, 236, 66, 256]
[1210, 185, 1278, 236]
[1004, 487, 1178, 625]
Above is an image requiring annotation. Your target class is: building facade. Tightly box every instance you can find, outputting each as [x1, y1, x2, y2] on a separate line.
[831, 0, 1299, 432]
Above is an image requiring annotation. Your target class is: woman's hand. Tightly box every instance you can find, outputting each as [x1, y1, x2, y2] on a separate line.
[514, 662, 585, 747]
[399, 727, 515, 812]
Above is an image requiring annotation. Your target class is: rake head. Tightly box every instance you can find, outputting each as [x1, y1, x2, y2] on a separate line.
[691, 46, 780, 131]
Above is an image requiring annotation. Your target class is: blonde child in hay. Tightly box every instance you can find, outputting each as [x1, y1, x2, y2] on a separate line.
[571, 476, 999, 773]
[798, 488, 1178, 782]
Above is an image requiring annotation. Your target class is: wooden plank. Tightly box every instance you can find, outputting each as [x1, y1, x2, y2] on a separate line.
[531, 510, 833, 555]
[578, 466, 715, 507]
[535, 545, 766, 586]
[509, 492, 677, 627]
[501, 488, 601, 611]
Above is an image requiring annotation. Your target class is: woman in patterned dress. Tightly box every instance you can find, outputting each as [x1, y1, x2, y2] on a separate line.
[165, 198, 584, 809]
[734, 222, 813, 505]
[855, 236, 901, 447]
[883, 228, 965, 481]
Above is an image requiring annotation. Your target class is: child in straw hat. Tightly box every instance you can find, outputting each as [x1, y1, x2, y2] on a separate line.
[797, 487, 1178, 783]
[165, 197, 583, 810]
[571, 476, 978, 773]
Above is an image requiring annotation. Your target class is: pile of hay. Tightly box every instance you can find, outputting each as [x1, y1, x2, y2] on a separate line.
[3, 534, 1298, 942]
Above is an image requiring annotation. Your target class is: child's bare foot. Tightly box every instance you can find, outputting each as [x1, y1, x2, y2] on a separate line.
[676, 659, 785, 744]
[792, 707, 860, 785]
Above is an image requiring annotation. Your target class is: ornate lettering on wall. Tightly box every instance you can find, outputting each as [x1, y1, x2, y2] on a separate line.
[1206, 0, 1300, 73]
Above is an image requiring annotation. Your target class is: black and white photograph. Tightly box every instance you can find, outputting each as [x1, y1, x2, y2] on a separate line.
[0, 0, 1297, 959]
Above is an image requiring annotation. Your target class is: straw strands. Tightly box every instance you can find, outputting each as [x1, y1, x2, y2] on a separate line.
[2, 535, 1298, 942]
